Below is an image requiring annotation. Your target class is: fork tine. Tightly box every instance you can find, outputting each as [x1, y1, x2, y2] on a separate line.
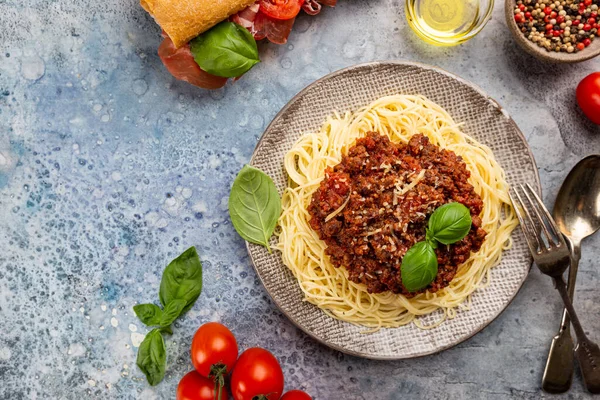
[524, 183, 563, 242]
[509, 189, 541, 254]
[520, 184, 555, 249]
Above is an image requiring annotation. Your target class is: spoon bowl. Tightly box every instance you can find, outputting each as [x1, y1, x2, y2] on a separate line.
[553, 155, 600, 244]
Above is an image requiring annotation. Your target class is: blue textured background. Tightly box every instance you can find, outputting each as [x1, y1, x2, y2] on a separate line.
[1, 0, 600, 398]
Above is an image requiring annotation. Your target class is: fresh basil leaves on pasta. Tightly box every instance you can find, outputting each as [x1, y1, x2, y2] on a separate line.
[401, 241, 439, 292]
[136, 329, 167, 386]
[428, 202, 472, 245]
[190, 21, 260, 78]
[229, 165, 281, 251]
[135, 247, 203, 386]
[401, 202, 473, 292]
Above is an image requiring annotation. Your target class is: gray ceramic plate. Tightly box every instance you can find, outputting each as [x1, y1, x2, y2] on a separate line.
[247, 61, 541, 359]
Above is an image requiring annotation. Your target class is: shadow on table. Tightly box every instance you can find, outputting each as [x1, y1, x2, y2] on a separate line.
[501, 40, 600, 156]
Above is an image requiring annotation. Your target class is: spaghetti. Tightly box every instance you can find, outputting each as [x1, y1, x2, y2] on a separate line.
[276, 95, 518, 330]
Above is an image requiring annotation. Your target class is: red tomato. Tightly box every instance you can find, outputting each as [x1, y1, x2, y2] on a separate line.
[260, 0, 303, 20]
[576, 72, 600, 125]
[281, 390, 312, 400]
[177, 370, 230, 400]
[231, 348, 284, 400]
[191, 322, 238, 381]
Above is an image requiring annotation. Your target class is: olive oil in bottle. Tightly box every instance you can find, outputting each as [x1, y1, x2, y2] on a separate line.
[406, 0, 482, 46]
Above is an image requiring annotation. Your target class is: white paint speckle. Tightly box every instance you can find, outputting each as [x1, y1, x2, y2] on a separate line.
[131, 332, 145, 348]
[112, 308, 117, 316]
[67, 343, 86, 357]
[192, 201, 207, 213]
[110, 317, 119, 328]
[155, 218, 169, 228]
[182, 187, 193, 199]
[93, 104, 102, 112]
[208, 154, 222, 169]
[128, 324, 137, 332]
[88, 379, 96, 387]
[140, 389, 158, 400]
[21, 55, 45, 81]
[0, 347, 12, 360]
[101, 305, 107, 312]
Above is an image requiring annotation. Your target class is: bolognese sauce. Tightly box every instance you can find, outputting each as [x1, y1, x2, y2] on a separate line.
[308, 132, 487, 295]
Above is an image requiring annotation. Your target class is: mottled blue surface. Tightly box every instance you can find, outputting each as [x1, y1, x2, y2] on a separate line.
[1, 0, 600, 399]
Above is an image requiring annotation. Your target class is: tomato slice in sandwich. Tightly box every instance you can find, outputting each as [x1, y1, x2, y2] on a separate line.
[259, 0, 303, 20]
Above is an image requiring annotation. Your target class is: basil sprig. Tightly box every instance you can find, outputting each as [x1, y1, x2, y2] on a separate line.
[401, 202, 472, 292]
[135, 247, 203, 386]
[229, 165, 281, 251]
[190, 21, 260, 78]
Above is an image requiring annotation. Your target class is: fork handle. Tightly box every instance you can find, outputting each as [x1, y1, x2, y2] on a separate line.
[553, 276, 600, 394]
[542, 240, 581, 393]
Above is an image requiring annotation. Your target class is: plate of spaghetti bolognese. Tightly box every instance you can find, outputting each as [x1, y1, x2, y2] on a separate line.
[246, 61, 540, 359]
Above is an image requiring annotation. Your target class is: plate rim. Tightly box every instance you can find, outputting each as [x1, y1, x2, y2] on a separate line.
[247, 60, 541, 360]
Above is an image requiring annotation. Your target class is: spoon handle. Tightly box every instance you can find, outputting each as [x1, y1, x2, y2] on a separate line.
[553, 276, 600, 394]
[542, 242, 580, 393]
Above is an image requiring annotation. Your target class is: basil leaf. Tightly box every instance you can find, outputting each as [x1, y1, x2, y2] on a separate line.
[136, 329, 166, 386]
[190, 21, 259, 78]
[159, 299, 187, 327]
[428, 202, 472, 245]
[229, 165, 281, 251]
[134, 304, 163, 327]
[159, 247, 203, 314]
[401, 241, 438, 292]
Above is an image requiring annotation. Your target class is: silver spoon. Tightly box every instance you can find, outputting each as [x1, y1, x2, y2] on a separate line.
[542, 155, 600, 393]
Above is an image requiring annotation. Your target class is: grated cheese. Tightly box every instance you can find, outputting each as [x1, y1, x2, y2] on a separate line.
[325, 195, 351, 222]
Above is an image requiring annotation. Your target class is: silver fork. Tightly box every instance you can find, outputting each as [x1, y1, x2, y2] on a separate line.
[510, 184, 600, 394]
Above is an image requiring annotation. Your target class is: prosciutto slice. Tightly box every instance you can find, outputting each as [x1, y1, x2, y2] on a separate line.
[302, 0, 322, 15]
[231, 3, 261, 29]
[253, 11, 295, 44]
[158, 36, 227, 89]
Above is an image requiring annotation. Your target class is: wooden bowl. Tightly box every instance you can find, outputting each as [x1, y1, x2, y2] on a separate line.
[505, 0, 600, 63]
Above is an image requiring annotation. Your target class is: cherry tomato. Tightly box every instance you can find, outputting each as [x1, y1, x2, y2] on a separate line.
[191, 322, 238, 385]
[260, 0, 303, 20]
[576, 72, 600, 125]
[281, 390, 312, 400]
[177, 370, 230, 400]
[231, 347, 284, 400]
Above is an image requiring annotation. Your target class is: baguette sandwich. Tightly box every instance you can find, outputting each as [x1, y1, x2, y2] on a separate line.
[142, 0, 337, 89]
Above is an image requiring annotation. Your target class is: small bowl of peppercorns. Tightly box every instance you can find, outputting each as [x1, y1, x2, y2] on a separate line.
[505, 0, 600, 62]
